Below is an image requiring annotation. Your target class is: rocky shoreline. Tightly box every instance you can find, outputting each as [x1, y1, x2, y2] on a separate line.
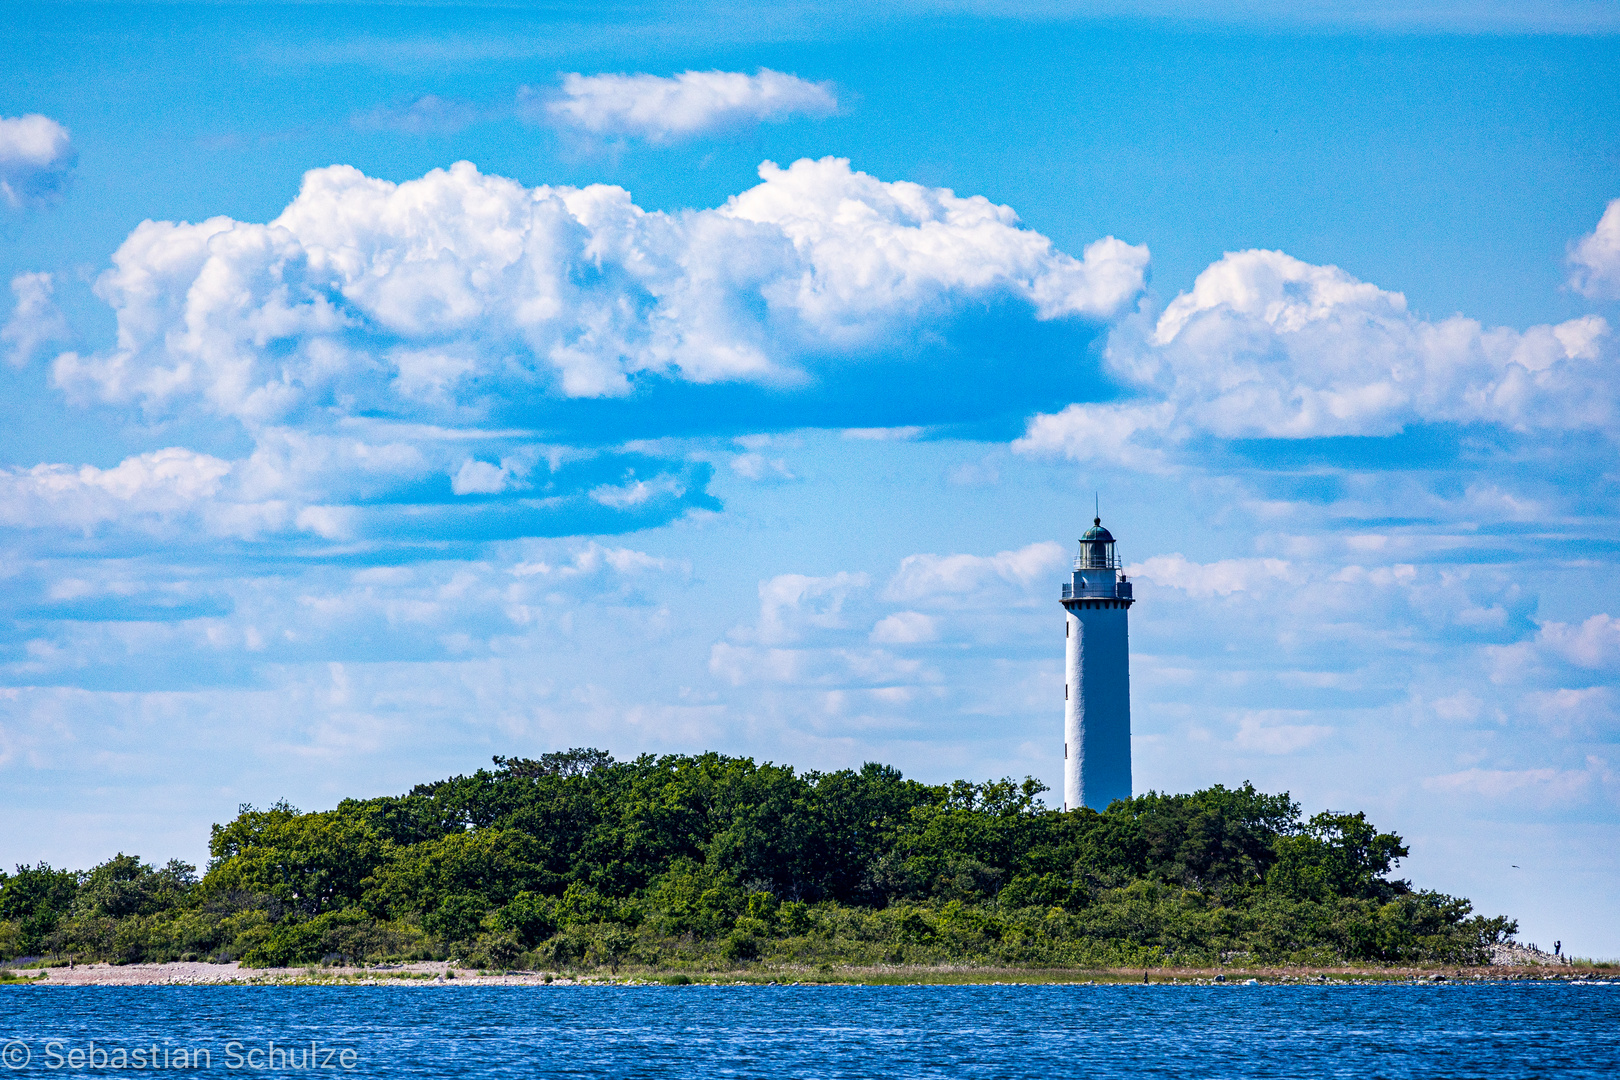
[2, 954, 1611, 988]
[1487, 942, 1575, 967]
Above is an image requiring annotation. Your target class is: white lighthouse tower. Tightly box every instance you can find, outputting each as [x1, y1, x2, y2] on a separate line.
[1061, 516, 1134, 811]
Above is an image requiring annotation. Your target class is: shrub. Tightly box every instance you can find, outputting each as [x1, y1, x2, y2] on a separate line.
[423, 895, 487, 945]
[721, 930, 759, 961]
[241, 909, 376, 968]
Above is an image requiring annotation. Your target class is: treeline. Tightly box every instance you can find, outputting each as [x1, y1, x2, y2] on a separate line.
[1, 750, 1515, 970]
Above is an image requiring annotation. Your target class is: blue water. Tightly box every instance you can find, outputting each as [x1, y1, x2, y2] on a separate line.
[2, 983, 1617, 1077]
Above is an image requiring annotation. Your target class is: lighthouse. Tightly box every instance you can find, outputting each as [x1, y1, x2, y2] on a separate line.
[1061, 516, 1134, 811]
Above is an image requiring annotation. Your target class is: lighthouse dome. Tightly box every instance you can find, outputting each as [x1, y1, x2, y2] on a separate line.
[1076, 517, 1119, 570]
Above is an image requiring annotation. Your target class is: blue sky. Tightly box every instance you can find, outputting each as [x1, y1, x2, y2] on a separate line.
[3, 1, 1620, 954]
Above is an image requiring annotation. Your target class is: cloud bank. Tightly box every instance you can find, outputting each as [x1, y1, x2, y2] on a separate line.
[1016, 248, 1616, 465]
[18, 157, 1145, 552]
[52, 156, 1147, 423]
[535, 69, 837, 142]
[0, 431, 718, 548]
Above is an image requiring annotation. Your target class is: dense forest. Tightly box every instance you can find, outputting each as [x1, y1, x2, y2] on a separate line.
[0, 750, 1516, 971]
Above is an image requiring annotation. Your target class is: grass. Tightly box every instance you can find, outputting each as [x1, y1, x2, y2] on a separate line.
[0, 970, 46, 983]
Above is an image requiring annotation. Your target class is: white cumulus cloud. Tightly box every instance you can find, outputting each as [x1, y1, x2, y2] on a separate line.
[884, 541, 1067, 607]
[589, 474, 687, 509]
[451, 458, 508, 495]
[0, 448, 233, 533]
[0, 433, 432, 542]
[1017, 248, 1618, 462]
[1568, 198, 1620, 300]
[1524, 687, 1620, 739]
[750, 571, 871, 645]
[1538, 614, 1620, 671]
[52, 157, 1148, 422]
[508, 540, 683, 587]
[1011, 402, 1176, 469]
[3, 272, 68, 365]
[535, 69, 837, 142]
[0, 426, 693, 545]
[709, 568, 956, 690]
[1488, 613, 1620, 683]
[870, 610, 938, 644]
[0, 114, 75, 209]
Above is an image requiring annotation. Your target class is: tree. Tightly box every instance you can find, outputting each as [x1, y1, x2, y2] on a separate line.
[0, 862, 80, 953]
[77, 854, 195, 918]
[1267, 811, 1409, 902]
[203, 811, 386, 915]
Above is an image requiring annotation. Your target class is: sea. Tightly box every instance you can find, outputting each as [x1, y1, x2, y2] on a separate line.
[2, 981, 1617, 1077]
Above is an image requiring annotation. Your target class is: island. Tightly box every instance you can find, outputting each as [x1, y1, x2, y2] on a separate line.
[0, 750, 1563, 983]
